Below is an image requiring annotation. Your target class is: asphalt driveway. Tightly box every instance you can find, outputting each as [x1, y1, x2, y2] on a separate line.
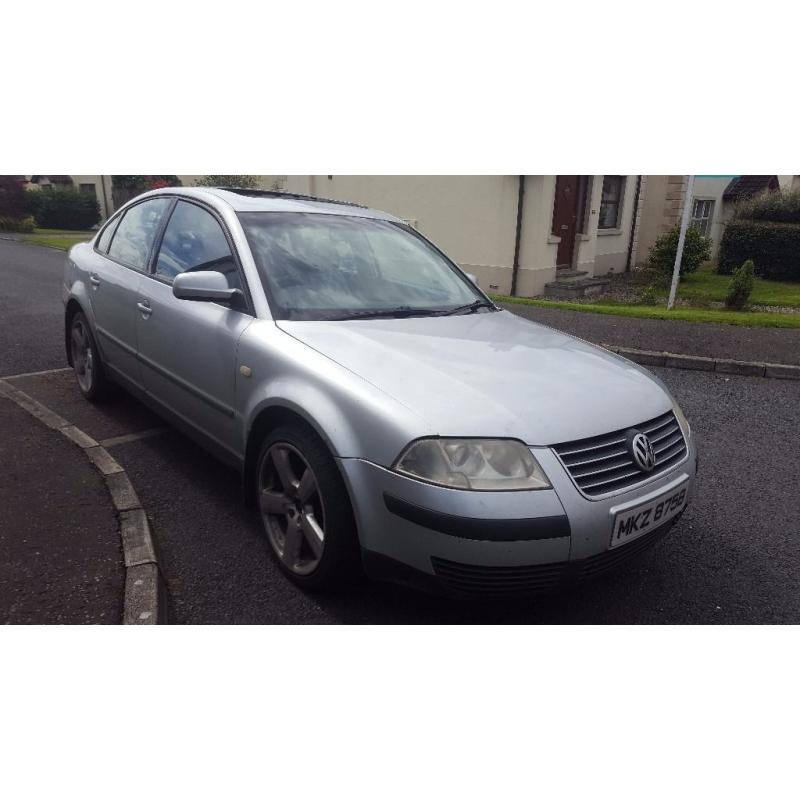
[3, 238, 799, 623]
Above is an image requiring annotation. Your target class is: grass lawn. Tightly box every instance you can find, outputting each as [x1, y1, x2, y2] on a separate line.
[491, 294, 800, 329]
[19, 229, 93, 251]
[678, 263, 800, 309]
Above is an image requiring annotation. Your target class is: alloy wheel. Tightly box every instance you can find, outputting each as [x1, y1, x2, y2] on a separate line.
[259, 442, 326, 575]
[71, 318, 94, 393]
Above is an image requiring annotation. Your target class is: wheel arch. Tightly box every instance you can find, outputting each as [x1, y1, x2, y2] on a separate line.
[242, 403, 360, 531]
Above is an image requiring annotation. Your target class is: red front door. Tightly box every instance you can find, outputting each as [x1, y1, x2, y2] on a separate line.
[552, 175, 581, 268]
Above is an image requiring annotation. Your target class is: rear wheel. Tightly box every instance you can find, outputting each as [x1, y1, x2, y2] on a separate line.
[256, 423, 360, 590]
[69, 311, 111, 402]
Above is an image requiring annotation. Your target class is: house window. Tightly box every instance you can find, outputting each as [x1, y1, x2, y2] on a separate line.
[599, 176, 625, 229]
[79, 183, 97, 199]
[691, 199, 714, 237]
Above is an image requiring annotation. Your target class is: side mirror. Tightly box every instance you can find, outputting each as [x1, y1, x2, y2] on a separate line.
[466, 272, 479, 286]
[172, 271, 244, 307]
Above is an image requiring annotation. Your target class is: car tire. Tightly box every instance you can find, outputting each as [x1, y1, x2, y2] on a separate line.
[256, 423, 361, 591]
[69, 311, 112, 402]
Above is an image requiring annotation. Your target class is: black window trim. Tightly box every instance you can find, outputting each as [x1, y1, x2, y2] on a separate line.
[93, 193, 255, 317]
[147, 195, 255, 316]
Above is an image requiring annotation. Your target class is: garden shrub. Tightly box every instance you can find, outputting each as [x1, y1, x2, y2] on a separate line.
[647, 225, 711, 278]
[640, 285, 658, 306]
[30, 187, 100, 230]
[718, 220, 800, 280]
[0, 215, 35, 233]
[733, 189, 800, 225]
[725, 260, 755, 310]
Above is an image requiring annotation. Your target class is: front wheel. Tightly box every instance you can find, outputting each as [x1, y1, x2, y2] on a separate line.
[256, 423, 361, 590]
[69, 311, 111, 402]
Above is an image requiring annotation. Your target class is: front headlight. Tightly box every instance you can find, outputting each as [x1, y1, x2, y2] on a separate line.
[673, 402, 691, 438]
[393, 438, 551, 491]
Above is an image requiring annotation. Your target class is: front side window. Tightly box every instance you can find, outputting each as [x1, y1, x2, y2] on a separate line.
[155, 201, 240, 288]
[599, 176, 625, 229]
[107, 198, 171, 270]
[239, 212, 484, 321]
[691, 199, 714, 237]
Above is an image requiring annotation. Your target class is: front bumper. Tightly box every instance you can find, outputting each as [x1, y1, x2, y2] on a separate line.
[338, 438, 697, 595]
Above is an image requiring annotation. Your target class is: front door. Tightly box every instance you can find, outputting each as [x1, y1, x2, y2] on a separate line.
[136, 199, 253, 461]
[551, 175, 581, 268]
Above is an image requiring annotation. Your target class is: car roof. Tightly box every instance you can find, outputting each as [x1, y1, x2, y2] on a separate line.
[142, 186, 403, 222]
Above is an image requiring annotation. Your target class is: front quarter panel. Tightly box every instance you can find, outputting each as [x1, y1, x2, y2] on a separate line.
[238, 321, 434, 465]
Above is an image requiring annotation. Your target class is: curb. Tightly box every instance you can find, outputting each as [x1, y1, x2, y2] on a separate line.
[604, 346, 800, 380]
[0, 378, 165, 625]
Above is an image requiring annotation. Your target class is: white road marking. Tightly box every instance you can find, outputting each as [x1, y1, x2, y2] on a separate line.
[1, 366, 71, 380]
[99, 428, 168, 448]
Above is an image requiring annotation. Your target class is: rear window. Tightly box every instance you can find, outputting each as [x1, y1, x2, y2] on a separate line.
[96, 215, 121, 253]
[107, 198, 171, 270]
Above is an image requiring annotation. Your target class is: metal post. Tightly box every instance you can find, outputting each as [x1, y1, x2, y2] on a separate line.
[667, 174, 695, 310]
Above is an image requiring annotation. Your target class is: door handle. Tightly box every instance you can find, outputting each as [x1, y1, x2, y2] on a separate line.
[137, 301, 152, 318]
[90, 274, 101, 288]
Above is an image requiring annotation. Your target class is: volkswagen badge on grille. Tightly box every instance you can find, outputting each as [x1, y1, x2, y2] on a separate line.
[627, 430, 656, 472]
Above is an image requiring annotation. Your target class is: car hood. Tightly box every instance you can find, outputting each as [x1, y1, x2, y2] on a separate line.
[277, 310, 672, 445]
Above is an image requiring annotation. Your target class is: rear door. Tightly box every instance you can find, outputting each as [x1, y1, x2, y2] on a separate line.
[90, 197, 172, 388]
[136, 199, 253, 462]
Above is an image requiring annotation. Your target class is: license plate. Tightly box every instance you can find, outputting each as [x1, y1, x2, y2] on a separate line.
[610, 481, 688, 549]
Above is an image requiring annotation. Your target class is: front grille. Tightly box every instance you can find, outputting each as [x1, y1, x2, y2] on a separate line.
[552, 410, 687, 498]
[431, 557, 568, 596]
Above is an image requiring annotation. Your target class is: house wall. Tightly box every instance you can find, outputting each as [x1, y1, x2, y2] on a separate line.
[285, 175, 557, 296]
[690, 177, 732, 262]
[635, 175, 688, 266]
[284, 175, 639, 296]
[592, 175, 639, 275]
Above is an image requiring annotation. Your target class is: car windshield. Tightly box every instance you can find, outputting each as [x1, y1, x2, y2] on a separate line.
[238, 211, 488, 321]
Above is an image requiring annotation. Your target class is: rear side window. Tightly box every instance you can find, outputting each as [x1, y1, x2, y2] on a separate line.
[96, 215, 121, 253]
[107, 198, 171, 270]
[155, 201, 240, 289]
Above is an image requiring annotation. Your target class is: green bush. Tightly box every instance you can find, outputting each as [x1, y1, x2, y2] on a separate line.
[0, 215, 35, 233]
[733, 189, 800, 225]
[29, 188, 100, 230]
[718, 219, 800, 280]
[725, 260, 755, 310]
[647, 224, 711, 278]
[195, 175, 261, 189]
[640, 285, 659, 306]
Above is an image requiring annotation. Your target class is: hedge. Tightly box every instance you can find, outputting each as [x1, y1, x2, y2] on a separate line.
[718, 219, 800, 280]
[27, 187, 100, 230]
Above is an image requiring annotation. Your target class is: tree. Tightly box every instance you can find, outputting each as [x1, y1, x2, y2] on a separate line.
[0, 176, 29, 218]
[195, 175, 261, 189]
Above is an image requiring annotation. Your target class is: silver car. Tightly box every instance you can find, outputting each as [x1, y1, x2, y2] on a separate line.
[64, 187, 697, 595]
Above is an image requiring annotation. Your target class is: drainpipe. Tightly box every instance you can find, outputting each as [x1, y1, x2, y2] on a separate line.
[510, 175, 525, 296]
[100, 175, 111, 220]
[625, 175, 643, 272]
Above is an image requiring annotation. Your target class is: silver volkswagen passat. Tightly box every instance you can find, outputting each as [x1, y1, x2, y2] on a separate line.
[63, 187, 697, 595]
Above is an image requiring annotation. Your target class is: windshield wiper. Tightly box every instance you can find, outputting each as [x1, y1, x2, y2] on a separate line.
[441, 299, 497, 316]
[336, 306, 442, 321]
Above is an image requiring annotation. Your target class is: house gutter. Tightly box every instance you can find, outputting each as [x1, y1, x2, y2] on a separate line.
[510, 175, 525, 296]
[625, 174, 643, 272]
